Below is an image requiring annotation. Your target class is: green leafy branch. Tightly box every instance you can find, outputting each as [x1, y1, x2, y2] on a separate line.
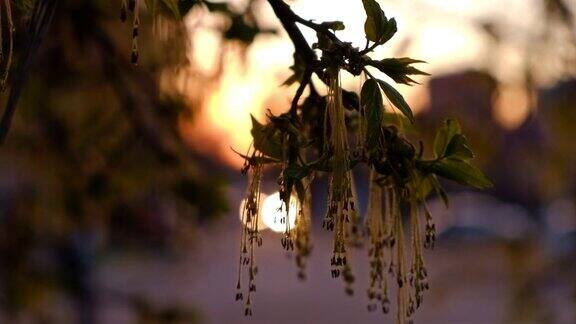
[241, 0, 491, 198]
[226, 0, 493, 322]
[419, 119, 493, 189]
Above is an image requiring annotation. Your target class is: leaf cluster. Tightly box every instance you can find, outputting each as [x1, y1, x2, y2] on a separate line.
[240, 0, 492, 207]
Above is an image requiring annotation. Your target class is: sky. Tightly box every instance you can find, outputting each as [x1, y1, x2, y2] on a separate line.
[179, 0, 548, 167]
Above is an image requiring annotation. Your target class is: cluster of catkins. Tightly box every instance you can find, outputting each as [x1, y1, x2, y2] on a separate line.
[235, 70, 436, 324]
[364, 170, 434, 324]
[120, 0, 140, 65]
[323, 67, 362, 296]
[235, 153, 313, 316]
[323, 69, 436, 324]
[235, 156, 264, 317]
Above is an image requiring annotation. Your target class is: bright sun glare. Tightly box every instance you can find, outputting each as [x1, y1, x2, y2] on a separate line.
[260, 192, 299, 233]
[239, 193, 269, 230]
[239, 191, 300, 233]
[181, 0, 536, 167]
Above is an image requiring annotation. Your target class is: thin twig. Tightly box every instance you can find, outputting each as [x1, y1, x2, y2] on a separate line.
[359, 41, 379, 56]
[289, 67, 312, 119]
[266, 0, 359, 111]
[266, 0, 317, 66]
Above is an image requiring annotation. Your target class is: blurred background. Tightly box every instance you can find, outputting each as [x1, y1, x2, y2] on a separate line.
[0, 0, 575, 323]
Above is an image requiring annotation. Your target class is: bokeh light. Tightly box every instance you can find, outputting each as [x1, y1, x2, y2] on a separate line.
[260, 192, 299, 233]
[239, 193, 269, 230]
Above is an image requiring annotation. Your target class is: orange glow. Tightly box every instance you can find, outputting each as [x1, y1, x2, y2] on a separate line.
[205, 61, 267, 153]
[180, 55, 275, 167]
[178, 0, 538, 167]
[493, 85, 531, 130]
[178, 38, 295, 167]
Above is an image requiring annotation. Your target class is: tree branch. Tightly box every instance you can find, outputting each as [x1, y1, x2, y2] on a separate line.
[266, 0, 317, 66]
[290, 67, 312, 119]
[266, 0, 359, 110]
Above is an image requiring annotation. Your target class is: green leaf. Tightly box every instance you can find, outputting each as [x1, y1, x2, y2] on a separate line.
[282, 164, 310, 208]
[251, 115, 282, 159]
[362, 0, 386, 42]
[321, 21, 346, 31]
[434, 119, 461, 158]
[430, 158, 493, 189]
[231, 148, 280, 165]
[376, 79, 414, 123]
[429, 175, 449, 207]
[361, 0, 397, 44]
[361, 79, 384, 149]
[379, 17, 397, 44]
[369, 57, 429, 86]
[444, 134, 474, 160]
[415, 174, 448, 207]
[410, 172, 432, 198]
